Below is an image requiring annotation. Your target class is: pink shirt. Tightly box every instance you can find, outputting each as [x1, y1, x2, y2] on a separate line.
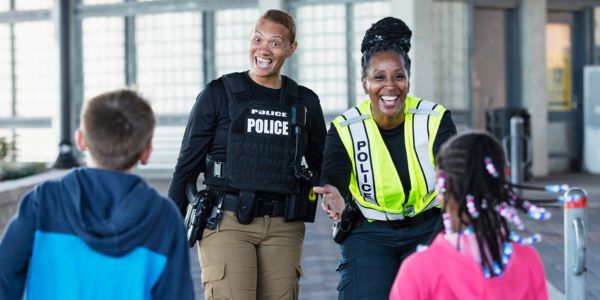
[390, 233, 548, 300]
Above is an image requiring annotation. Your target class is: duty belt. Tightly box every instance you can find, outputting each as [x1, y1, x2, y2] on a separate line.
[220, 193, 286, 217]
[375, 207, 441, 229]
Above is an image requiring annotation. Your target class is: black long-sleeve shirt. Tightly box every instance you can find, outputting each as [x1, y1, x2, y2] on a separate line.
[168, 72, 327, 213]
[320, 110, 457, 199]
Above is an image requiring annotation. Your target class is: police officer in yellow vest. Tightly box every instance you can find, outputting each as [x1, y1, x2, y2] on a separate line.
[314, 17, 457, 299]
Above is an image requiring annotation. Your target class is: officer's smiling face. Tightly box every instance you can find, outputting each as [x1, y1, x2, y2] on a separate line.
[362, 51, 410, 127]
[248, 18, 297, 84]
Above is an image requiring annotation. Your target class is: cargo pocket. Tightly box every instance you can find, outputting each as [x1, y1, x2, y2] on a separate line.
[295, 265, 304, 279]
[284, 265, 303, 300]
[336, 257, 355, 299]
[201, 263, 231, 300]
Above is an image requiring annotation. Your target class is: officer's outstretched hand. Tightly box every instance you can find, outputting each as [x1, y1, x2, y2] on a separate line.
[313, 184, 344, 222]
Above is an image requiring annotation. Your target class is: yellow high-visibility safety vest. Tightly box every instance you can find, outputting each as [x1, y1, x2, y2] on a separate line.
[333, 96, 447, 221]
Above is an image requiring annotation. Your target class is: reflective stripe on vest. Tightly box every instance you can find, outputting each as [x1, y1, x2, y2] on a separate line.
[333, 97, 446, 221]
[410, 100, 439, 209]
[340, 107, 378, 207]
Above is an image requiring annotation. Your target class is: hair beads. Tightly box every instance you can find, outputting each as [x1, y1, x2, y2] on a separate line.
[484, 157, 499, 178]
[436, 170, 446, 194]
[443, 213, 453, 234]
[466, 195, 479, 218]
[545, 184, 569, 193]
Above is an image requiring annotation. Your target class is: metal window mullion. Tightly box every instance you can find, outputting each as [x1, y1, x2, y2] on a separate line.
[0, 10, 51, 24]
[125, 0, 137, 86]
[286, 5, 298, 79]
[9, 0, 16, 162]
[289, 0, 383, 8]
[53, 0, 79, 168]
[465, 1, 473, 126]
[76, 0, 257, 19]
[345, 3, 355, 108]
[72, 0, 84, 134]
[202, 11, 215, 86]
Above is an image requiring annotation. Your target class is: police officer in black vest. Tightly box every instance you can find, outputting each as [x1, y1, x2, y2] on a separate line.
[168, 9, 326, 300]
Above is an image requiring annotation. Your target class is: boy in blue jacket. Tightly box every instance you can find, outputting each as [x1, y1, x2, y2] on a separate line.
[0, 89, 194, 300]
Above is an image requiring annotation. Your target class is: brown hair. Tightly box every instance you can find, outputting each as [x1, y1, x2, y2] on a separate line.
[260, 9, 296, 43]
[81, 89, 155, 171]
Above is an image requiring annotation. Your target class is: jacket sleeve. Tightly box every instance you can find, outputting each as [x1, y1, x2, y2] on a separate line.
[168, 85, 219, 216]
[319, 124, 352, 198]
[0, 190, 39, 300]
[151, 210, 195, 300]
[303, 90, 327, 174]
[433, 110, 457, 157]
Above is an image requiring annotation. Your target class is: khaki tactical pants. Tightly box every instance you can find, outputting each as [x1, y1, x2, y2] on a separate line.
[199, 211, 305, 300]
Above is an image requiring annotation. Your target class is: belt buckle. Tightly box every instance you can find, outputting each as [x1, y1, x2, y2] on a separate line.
[213, 161, 223, 178]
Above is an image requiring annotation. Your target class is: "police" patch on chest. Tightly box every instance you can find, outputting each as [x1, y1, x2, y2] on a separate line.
[245, 109, 290, 136]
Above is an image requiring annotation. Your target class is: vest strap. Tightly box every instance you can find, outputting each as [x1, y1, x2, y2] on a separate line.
[339, 113, 370, 126]
[355, 200, 404, 221]
[408, 108, 439, 116]
[342, 107, 378, 206]
[411, 100, 437, 194]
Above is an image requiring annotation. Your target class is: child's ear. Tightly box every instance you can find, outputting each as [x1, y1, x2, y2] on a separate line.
[74, 129, 87, 152]
[139, 143, 153, 165]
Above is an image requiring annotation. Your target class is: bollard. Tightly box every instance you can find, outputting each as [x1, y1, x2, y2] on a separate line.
[564, 187, 587, 300]
[503, 116, 525, 195]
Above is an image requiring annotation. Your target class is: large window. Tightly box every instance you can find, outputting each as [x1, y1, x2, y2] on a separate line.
[594, 7, 600, 64]
[0, 24, 10, 118]
[82, 17, 125, 102]
[545, 22, 572, 111]
[352, 1, 389, 105]
[136, 12, 203, 170]
[14, 21, 57, 117]
[136, 12, 202, 115]
[14, 0, 52, 11]
[433, 1, 470, 111]
[296, 4, 347, 114]
[13, 21, 58, 162]
[83, 0, 122, 4]
[215, 8, 260, 77]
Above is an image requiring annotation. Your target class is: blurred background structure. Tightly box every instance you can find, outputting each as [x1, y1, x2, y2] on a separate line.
[0, 0, 599, 176]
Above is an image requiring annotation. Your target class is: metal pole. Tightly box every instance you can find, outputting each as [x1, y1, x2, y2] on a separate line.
[53, 0, 79, 169]
[564, 187, 588, 300]
[509, 116, 524, 193]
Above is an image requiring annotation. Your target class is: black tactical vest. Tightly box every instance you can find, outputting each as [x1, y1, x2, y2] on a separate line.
[221, 72, 299, 194]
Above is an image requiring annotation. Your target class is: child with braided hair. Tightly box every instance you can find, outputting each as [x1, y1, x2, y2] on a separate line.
[390, 130, 549, 300]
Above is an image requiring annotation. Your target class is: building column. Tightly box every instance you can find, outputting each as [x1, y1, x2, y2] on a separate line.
[390, 0, 435, 101]
[53, 0, 79, 169]
[519, 0, 549, 177]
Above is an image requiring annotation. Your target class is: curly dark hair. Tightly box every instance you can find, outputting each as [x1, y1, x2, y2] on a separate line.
[360, 17, 412, 79]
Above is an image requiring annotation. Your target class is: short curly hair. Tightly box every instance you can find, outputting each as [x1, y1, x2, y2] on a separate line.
[81, 89, 155, 170]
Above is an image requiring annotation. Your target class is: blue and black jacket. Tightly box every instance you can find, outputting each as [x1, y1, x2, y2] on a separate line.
[0, 168, 194, 300]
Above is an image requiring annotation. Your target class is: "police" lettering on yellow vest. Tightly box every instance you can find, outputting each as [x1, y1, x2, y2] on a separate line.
[247, 118, 289, 135]
[355, 140, 373, 199]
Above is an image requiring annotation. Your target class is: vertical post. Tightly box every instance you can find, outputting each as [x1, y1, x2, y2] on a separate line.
[564, 187, 587, 300]
[202, 11, 215, 85]
[124, 0, 137, 87]
[518, 0, 548, 177]
[53, 0, 79, 169]
[344, 3, 355, 109]
[9, 0, 16, 162]
[509, 116, 524, 194]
